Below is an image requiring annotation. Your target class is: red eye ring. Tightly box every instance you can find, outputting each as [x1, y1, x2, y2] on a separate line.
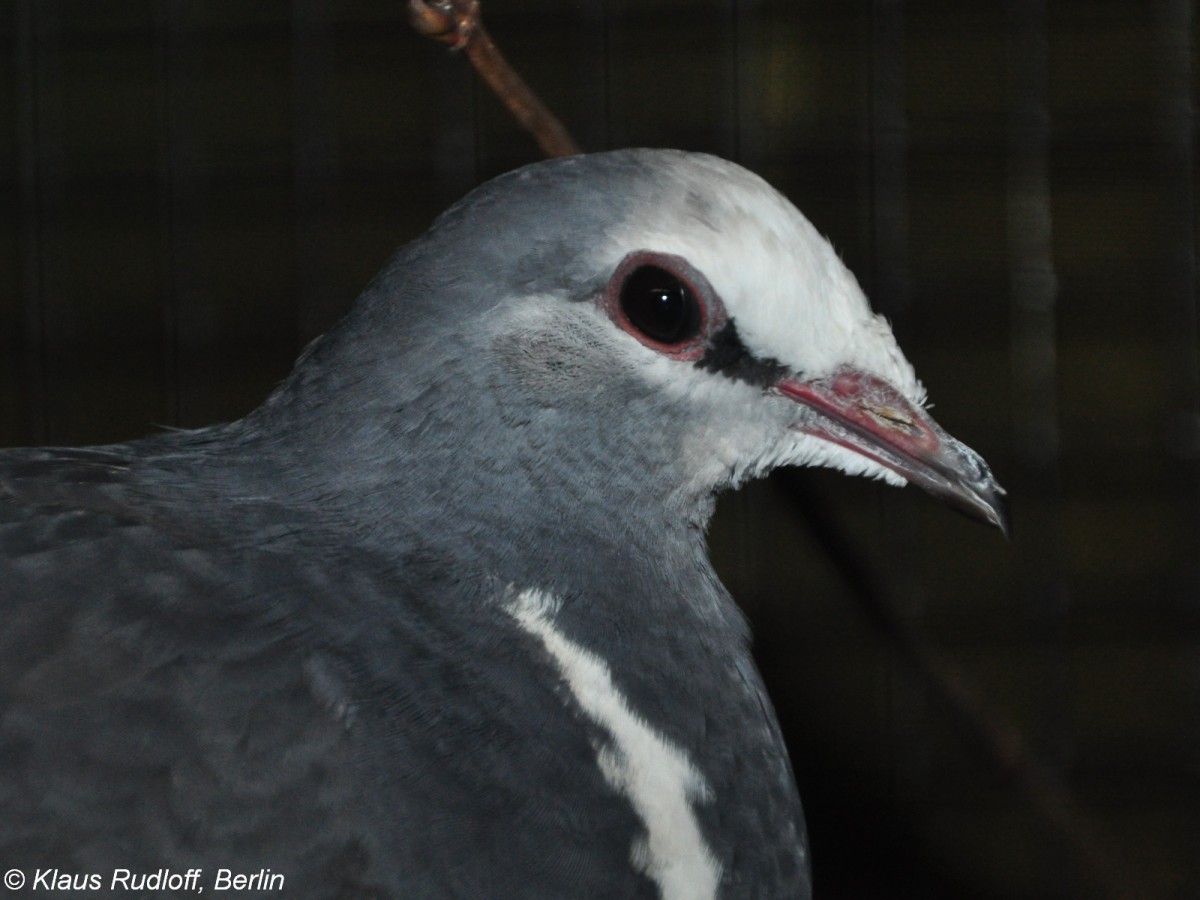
[601, 251, 726, 361]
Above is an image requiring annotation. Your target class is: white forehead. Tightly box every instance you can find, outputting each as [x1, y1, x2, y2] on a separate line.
[602, 154, 924, 403]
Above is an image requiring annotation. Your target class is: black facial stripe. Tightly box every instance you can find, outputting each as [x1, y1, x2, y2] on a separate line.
[695, 319, 789, 387]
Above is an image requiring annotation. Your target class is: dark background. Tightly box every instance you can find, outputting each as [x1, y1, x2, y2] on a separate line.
[2, 2, 1197, 898]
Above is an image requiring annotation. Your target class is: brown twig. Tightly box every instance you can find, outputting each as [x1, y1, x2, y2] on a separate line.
[407, 0, 581, 159]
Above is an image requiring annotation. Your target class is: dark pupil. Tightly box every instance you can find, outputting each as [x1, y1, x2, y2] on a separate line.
[620, 265, 698, 345]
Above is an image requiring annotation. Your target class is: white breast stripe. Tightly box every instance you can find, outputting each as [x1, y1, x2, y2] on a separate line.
[507, 588, 721, 900]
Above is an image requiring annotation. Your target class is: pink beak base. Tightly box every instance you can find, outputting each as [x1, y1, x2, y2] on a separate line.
[774, 368, 1010, 536]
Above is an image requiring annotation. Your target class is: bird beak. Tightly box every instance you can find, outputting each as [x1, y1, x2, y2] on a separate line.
[774, 367, 1010, 537]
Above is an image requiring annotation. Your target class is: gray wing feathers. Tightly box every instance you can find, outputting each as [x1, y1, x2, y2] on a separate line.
[0, 453, 384, 896]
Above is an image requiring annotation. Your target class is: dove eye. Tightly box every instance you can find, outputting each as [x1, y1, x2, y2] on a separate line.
[604, 251, 723, 359]
[619, 265, 700, 345]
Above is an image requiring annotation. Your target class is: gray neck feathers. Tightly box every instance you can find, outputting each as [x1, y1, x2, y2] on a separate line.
[206, 247, 713, 599]
[141, 150, 733, 600]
